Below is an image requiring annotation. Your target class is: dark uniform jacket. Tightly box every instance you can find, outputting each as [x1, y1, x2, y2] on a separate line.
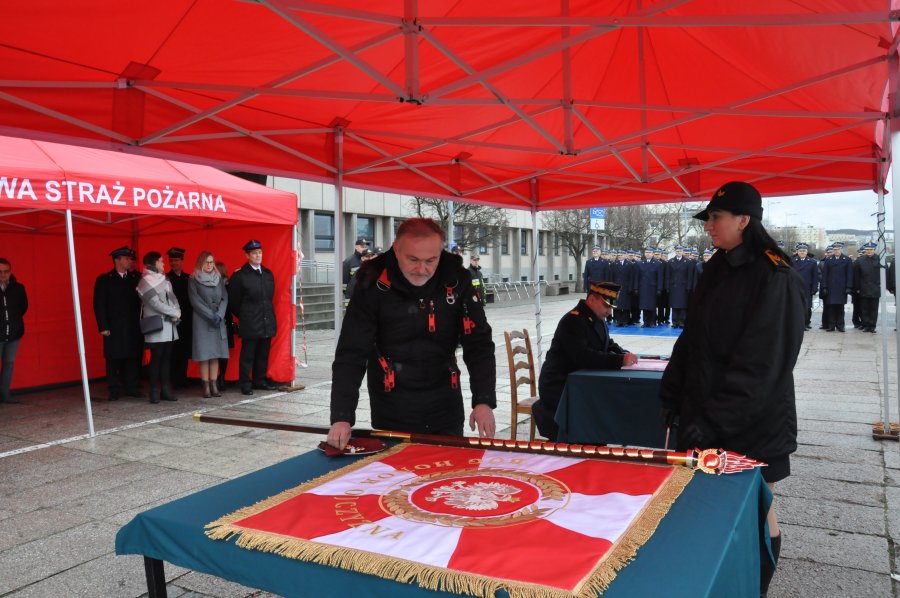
[666, 256, 694, 309]
[583, 257, 609, 289]
[820, 255, 853, 305]
[608, 259, 635, 311]
[342, 251, 364, 298]
[535, 299, 628, 439]
[693, 261, 705, 290]
[853, 254, 882, 298]
[659, 244, 806, 463]
[93, 269, 143, 359]
[791, 256, 818, 305]
[228, 263, 277, 339]
[467, 264, 487, 305]
[636, 258, 663, 310]
[331, 249, 496, 433]
[167, 270, 193, 341]
[0, 275, 28, 342]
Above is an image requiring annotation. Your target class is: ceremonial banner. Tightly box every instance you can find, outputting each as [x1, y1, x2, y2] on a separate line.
[206, 443, 692, 598]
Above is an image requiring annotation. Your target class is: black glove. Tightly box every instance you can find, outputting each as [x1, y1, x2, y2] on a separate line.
[845, 287, 853, 295]
[819, 288, 829, 299]
[679, 421, 711, 449]
[660, 407, 678, 428]
[656, 290, 662, 297]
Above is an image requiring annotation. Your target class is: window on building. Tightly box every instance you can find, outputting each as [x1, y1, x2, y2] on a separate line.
[520, 231, 528, 255]
[478, 227, 489, 254]
[500, 229, 509, 255]
[568, 274, 573, 281]
[452, 225, 464, 250]
[521, 275, 528, 282]
[554, 233, 560, 256]
[357, 216, 375, 245]
[538, 232, 545, 255]
[314, 213, 334, 251]
[393, 218, 405, 235]
[554, 274, 560, 281]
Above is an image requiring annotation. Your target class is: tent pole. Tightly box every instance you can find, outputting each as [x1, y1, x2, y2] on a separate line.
[876, 186, 890, 428]
[334, 127, 345, 340]
[530, 179, 543, 369]
[892, 130, 900, 452]
[292, 223, 299, 385]
[65, 209, 95, 437]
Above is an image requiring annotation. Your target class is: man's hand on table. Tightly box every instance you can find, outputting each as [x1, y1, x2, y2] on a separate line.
[327, 421, 351, 450]
[469, 404, 496, 438]
[622, 353, 639, 367]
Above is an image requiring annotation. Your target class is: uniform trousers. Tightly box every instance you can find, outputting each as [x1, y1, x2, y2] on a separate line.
[239, 337, 272, 390]
[641, 309, 657, 326]
[851, 295, 862, 327]
[147, 342, 173, 391]
[105, 356, 140, 397]
[171, 332, 191, 387]
[859, 297, 879, 329]
[614, 308, 630, 326]
[630, 301, 641, 325]
[671, 308, 687, 327]
[0, 339, 21, 401]
[824, 304, 846, 330]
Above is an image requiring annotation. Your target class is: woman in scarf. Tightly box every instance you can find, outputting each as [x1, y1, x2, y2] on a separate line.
[189, 251, 229, 398]
[138, 251, 182, 404]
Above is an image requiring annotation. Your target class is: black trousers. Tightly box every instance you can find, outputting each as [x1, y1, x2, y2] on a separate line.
[671, 308, 687, 326]
[239, 337, 272, 389]
[851, 295, 862, 327]
[147, 342, 173, 390]
[641, 309, 656, 326]
[171, 334, 191, 387]
[804, 305, 812, 328]
[106, 356, 140, 396]
[859, 297, 879, 328]
[824, 304, 846, 330]
[614, 308, 630, 326]
[630, 301, 641, 324]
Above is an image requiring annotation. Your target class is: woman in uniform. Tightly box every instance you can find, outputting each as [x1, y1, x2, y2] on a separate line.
[659, 181, 807, 597]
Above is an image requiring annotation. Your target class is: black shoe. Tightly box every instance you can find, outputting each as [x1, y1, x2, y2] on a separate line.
[241, 387, 254, 396]
[108, 391, 120, 401]
[253, 382, 279, 391]
[126, 390, 145, 398]
[1, 397, 21, 404]
[160, 387, 177, 401]
[805, 325, 812, 331]
[826, 327, 835, 332]
[836, 327, 845, 332]
[149, 389, 160, 404]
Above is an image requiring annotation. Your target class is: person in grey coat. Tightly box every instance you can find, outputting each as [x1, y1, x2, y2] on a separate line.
[137, 251, 181, 404]
[189, 250, 229, 398]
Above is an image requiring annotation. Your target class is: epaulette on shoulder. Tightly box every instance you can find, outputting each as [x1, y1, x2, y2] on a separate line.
[569, 309, 580, 315]
[765, 249, 791, 269]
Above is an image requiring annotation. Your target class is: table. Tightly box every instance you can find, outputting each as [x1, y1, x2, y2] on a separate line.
[116, 447, 771, 598]
[555, 369, 667, 447]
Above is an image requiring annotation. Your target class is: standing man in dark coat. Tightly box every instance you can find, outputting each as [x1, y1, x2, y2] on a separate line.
[342, 238, 369, 299]
[327, 218, 496, 449]
[636, 247, 663, 327]
[853, 242, 882, 333]
[93, 246, 143, 400]
[229, 239, 278, 395]
[534, 281, 638, 440]
[791, 243, 818, 331]
[609, 250, 634, 326]
[467, 254, 487, 305]
[666, 246, 694, 328]
[819, 241, 854, 332]
[166, 247, 192, 388]
[582, 246, 608, 291]
[0, 258, 27, 404]
[655, 249, 671, 325]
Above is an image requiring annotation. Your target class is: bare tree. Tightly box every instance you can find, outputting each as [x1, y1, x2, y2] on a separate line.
[409, 196, 508, 251]
[542, 209, 591, 291]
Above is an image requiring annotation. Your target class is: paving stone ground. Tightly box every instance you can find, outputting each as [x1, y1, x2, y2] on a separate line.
[0, 296, 898, 597]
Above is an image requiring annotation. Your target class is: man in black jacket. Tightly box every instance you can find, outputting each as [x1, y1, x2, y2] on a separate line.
[327, 218, 496, 450]
[93, 246, 143, 400]
[0, 258, 27, 404]
[467, 254, 487, 305]
[533, 281, 639, 441]
[229, 240, 278, 395]
[166, 247, 192, 388]
[342, 238, 369, 299]
[853, 242, 882, 332]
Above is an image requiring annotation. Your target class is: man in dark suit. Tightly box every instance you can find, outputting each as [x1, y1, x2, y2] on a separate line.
[166, 247, 192, 388]
[229, 240, 278, 395]
[93, 246, 143, 400]
[533, 281, 638, 440]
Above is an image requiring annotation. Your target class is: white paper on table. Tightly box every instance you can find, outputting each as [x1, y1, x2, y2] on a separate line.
[621, 359, 668, 372]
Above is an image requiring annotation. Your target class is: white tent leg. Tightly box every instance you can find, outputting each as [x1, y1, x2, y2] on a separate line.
[65, 209, 95, 437]
[893, 131, 900, 448]
[877, 187, 890, 428]
[530, 182, 543, 369]
[292, 223, 299, 385]
[334, 127, 345, 340]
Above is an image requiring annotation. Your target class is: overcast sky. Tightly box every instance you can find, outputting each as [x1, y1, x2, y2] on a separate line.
[763, 190, 892, 231]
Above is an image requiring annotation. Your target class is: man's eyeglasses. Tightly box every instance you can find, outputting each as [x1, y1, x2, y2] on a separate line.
[205, 260, 216, 264]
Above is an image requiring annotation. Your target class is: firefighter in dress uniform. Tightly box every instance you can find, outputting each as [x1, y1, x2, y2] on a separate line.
[791, 243, 818, 331]
[327, 218, 496, 450]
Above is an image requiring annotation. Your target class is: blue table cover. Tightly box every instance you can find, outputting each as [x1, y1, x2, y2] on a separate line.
[116, 448, 769, 597]
[556, 369, 667, 448]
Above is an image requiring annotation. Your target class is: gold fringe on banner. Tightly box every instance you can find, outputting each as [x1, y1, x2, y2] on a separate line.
[206, 444, 694, 598]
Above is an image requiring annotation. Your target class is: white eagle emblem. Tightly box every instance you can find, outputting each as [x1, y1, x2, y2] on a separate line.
[425, 480, 521, 511]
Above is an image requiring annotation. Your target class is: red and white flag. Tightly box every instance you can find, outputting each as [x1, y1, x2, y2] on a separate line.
[207, 443, 691, 597]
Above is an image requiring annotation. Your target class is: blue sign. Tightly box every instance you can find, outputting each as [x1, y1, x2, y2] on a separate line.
[590, 207, 606, 218]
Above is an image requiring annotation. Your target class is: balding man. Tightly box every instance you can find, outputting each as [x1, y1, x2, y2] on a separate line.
[328, 218, 496, 450]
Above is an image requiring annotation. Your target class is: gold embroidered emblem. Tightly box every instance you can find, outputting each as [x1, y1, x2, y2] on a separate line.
[717, 189, 726, 197]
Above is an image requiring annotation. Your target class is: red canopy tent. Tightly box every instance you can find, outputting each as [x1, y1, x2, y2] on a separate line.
[0, 135, 299, 434]
[1, 1, 899, 424]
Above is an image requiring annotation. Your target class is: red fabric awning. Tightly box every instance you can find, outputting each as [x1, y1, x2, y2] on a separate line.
[0, 1, 898, 209]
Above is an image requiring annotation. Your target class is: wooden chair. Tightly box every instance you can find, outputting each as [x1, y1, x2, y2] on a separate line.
[503, 329, 538, 441]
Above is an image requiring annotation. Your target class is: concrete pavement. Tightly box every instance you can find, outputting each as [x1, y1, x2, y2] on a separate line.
[0, 296, 898, 597]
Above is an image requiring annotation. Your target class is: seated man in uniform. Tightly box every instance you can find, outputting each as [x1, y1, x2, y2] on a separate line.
[533, 281, 639, 441]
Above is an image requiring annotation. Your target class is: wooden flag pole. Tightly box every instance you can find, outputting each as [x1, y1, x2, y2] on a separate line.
[194, 413, 763, 475]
